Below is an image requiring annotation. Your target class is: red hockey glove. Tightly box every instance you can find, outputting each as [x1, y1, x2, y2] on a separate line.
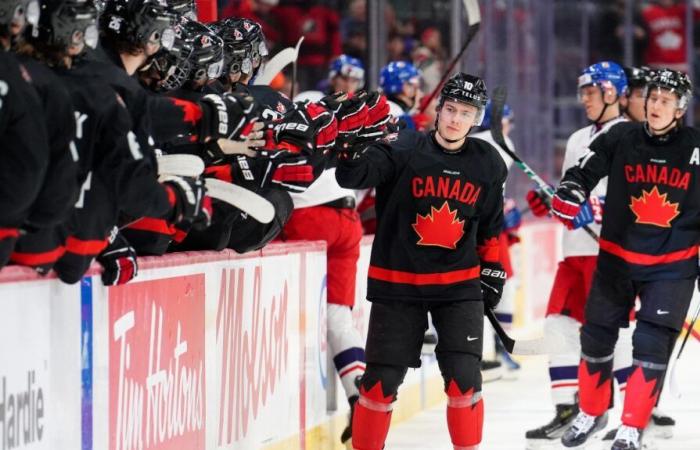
[321, 92, 368, 138]
[525, 188, 550, 217]
[162, 175, 210, 227]
[551, 180, 587, 229]
[199, 92, 258, 143]
[480, 261, 506, 309]
[357, 91, 391, 142]
[263, 101, 338, 154]
[97, 228, 138, 286]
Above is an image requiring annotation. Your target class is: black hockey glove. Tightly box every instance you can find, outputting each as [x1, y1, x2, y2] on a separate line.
[551, 180, 587, 229]
[320, 92, 368, 142]
[161, 175, 211, 227]
[97, 228, 138, 286]
[262, 101, 338, 155]
[199, 92, 258, 143]
[480, 261, 507, 310]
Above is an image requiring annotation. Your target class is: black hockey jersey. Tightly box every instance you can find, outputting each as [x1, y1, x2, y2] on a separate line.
[336, 130, 507, 302]
[561, 121, 700, 280]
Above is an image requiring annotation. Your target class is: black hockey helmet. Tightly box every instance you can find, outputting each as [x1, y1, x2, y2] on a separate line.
[439, 72, 489, 126]
[181, 19, 224, 82]
[624, 66, 654, 90]
[0, 0, 39, 30]
[645, 68, 693, 110]
[99, 0, 176, 51]
[165, 0, 196, 19]
[210, 18, 254, 77]
[28, 0, 98, 51]
[146, 20, 193, 92]
[236, 18, 268, 70]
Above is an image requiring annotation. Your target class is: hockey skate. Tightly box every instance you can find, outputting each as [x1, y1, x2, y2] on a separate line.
[525, 402, 579, 448]
[645, 408, 674, 439]
[480, 359, 503, 383]
[561, 411, 608, 447]
[610, 425, 643, 450]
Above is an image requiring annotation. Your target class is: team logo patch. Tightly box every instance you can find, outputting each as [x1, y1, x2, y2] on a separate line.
[233, 29, 243, 40]
[412, 201, 465, 249]
[629, 186, 680, 228]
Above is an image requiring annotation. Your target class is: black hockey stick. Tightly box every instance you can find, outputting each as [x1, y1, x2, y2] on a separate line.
[418, 0, 481, 114]
[668, 300, 700, 398]
[489, 86, 599, 243]
[485, 308, 555, 355]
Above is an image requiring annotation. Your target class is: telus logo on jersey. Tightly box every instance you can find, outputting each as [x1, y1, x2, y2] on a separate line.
[411, 176, 482, 206]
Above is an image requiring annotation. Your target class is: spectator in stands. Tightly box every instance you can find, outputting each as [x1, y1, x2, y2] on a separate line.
[592, 0, 649, 66]
[641, 0, 700, 72]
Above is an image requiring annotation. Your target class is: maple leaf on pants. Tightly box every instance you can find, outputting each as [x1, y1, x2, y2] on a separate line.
[412, 201, 465, 249]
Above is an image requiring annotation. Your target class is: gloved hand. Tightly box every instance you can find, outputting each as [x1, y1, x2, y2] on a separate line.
[571, 200, 594, 230]
[320, 92, 368, 141]
[264, 101, 338, 154]
[161, 175, 210, 227]
[480, 261, 507, 309]
[525, 187, 551, 217]
[357, 91, 391, 143]
[97, 228, 138, 286]
[199, 92, 258, 142]
[551, 180, 587, 229]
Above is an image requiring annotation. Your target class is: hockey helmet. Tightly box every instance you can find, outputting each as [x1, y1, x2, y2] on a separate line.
[210, 18, 254, 77]
[624, 65, 654, 90]
[379, 61, 420, 95]
[0, 0, 39, 28]
[644, 68, 693, 111]
[236, 18, 268, 69]
[29, 0, 98, 50]
[99, 0, 176, 51]
[181, 19, 224, 82]
[480, 99, 513, 130]
[578, 61, 628, 99]
[439, 72, 489, 126]
[328, 54, 365, 82]
[147, 21, 193, 92]
[165, 0, 196, 19]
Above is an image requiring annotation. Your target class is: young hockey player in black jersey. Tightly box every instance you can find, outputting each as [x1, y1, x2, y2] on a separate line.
[0, 0, 49, 269]
[552, 69, 699, 450]
[336, 72, 508, 450]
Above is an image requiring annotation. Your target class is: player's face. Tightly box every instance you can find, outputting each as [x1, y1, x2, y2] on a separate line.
[625, 87, 646, 122]
[646, 88, 684, 130]
[578, 85, 606, 121]
[402, 78, 422, 108]
[437, 100, 478, 140]
[331, 75, 362, 95]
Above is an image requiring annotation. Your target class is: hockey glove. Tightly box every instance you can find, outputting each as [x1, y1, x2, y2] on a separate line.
[199, 92, 258, 143]
[263, 101, 338, 154]
[97, 228, 138, 286]
[571, 200, 594, 229]
[503, 198, 522, 233]
[320, 92, 368, 141]
[357, 91, 391, 143]
[525, 188, 551, 217]
[162, 175, 210, 227]
[551, 180, 587, 229]
[590, 195, 605, 224]
[480, 261, 507, 310]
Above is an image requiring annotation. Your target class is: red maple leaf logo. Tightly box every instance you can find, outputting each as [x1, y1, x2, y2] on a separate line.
[170, 98, 203, 126]
[629, 186, 680, 228]
[412, 201, 465, 249]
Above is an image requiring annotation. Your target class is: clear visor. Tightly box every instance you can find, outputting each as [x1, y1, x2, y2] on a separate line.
[207, 57, 224, 79]
[84, 23, 98, 49]
[643, 85, 689, 110]
[160, 27, 175, 51]
[24, 0, 39, 27]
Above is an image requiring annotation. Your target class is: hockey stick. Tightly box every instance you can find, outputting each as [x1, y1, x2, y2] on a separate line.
[204, 178, 275, 224]
[254, 36, 304, 86]
[668, 300, 700, 398]
[418, 0, 481, 114]
[157, 154, 205, 177]
[489, 86, 599, 243]
[290, 36, 304, 100]
[485, 308, 558, 355]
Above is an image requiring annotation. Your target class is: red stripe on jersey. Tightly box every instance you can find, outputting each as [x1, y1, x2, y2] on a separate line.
[65, 237, 109, 256]
[11, 246, 66, 265]
[368, 265, 480, 286]
[599, 238, 699, 265]
[0, 228, 20, 240]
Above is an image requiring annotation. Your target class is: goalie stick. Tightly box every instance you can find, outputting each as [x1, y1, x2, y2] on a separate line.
[254, 36, 305, 86]
[418, 0, 481, 114]
[486, 308, 560, 355]
[489, 86, 600, 243]
[668, 300, 700, 398]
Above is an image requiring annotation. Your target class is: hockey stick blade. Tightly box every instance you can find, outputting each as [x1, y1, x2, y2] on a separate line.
[157, 154, 205, 177]
[254, 36, 304, 86]
[485, 308, 555, 355]
[490, 86, 599, 243]
[204, 178, 275, 224]
[668, 300, 700, 398]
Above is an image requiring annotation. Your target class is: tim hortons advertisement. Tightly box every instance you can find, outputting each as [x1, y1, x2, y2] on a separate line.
[108, 275, 206, 450]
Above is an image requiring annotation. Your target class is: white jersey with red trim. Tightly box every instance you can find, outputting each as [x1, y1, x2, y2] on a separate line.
[289, 168, 356, 209]
[561, 117, 626, 258]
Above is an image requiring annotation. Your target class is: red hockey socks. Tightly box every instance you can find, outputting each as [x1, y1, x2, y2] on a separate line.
[621, 364, 664, 428]
[351, 382, 395, 450]
[445, 380, 483, 450]
[578, 355, 613, 416]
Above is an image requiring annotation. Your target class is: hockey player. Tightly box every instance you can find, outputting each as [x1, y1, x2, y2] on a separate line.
[379, 60, 422, 129]
[336, 72, 507, 450]
[553, 69, 697, 450]
[328, 54, 365, 94]
[524, 61, 634, 447]
[621, 66, 654, 123]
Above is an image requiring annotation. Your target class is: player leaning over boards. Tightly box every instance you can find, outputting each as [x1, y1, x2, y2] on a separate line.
[552, 68, 699, 450]
[336, 72, 508, 450]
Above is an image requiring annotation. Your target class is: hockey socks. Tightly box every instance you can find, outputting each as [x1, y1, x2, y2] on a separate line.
[351, 382, 395, 450]
[445, 380, 483, 449]
[621, 363, 665, 429]
[328, 304, 366, 399]
[578, 353, 613, 416]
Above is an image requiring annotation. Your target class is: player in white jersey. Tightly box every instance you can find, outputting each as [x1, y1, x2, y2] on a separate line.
[524, 61, 634, 448]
